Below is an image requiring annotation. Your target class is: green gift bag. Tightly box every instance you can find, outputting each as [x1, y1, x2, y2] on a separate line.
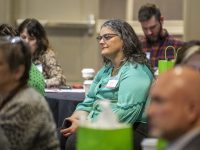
[158, 46, 177, 75]
[77, 125, 133, 150]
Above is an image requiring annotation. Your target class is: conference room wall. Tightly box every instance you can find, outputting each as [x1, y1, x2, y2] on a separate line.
[0, 0, 199, 82]
[184, 0, 200, 41]
[11, 0, 101, 83]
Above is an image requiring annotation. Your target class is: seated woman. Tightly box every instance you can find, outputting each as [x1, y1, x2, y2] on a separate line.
[0, 23, 45, 95]
[175, 40, 200, 69]
[0, 36, 59, 150]
[18, 18, 66, 88]
[60, 19, 154, 150]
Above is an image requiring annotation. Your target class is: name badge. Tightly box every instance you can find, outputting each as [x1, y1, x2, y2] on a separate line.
[146, 52, 151, 60]
[36, 64, 43, 73]
[106, 79, 118, 88]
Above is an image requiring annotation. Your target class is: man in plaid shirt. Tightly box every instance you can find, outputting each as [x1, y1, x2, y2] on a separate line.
[138, 3, 184, 68]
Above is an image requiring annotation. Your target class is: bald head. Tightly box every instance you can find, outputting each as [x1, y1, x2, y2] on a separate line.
[148, 66, 200, 141]
[156, 66, 200, 104]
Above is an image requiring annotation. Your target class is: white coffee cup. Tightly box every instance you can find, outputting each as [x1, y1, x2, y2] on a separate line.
[81, 68, 95, 80]
[83, 80, 93, 95]
[141, 138, 158, 150]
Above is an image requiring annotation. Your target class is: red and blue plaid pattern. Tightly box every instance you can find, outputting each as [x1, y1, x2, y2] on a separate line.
[140, 29, 184, 68]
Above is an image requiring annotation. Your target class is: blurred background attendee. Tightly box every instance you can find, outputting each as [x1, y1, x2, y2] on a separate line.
[60, 19, 154, 150]
[148, 67, 200, 150]
[138, 3, 184, 69]
[0, 36, 59, 150]
[0, 23, 45, 95]
[175, 40, 200, 70]
[18, 18, 66, 88]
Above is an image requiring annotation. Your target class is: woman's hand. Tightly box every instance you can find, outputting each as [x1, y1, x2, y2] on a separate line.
[60, 110, 89, 137]
[60, 117, 79, 137]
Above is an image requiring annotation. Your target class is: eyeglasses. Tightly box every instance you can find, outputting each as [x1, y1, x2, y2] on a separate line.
[96, 33, 119, 42]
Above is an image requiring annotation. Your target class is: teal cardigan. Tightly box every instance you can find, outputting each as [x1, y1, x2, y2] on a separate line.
[76, 61, 153, 123]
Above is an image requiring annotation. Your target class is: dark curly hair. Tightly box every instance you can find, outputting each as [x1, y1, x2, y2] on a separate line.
[101, 19, 151, 70]
[18, 18, 49, 58]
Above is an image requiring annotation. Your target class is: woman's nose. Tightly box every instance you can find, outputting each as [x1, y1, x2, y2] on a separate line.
[99, 38, 104, 44]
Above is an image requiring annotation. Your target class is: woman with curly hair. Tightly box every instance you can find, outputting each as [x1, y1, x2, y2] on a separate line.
[61, 19, 154, 150]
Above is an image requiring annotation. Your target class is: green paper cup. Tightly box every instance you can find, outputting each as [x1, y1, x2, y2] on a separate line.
[77, 126, 133, 150]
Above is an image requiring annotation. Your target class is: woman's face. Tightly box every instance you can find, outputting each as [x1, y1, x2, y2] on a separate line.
[0, 50, 16, 91]
[97, 27, 124, 59]
[20, 28, 38, 55]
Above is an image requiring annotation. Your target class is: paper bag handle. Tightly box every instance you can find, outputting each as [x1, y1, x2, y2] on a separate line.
[164, 46, 178, 60]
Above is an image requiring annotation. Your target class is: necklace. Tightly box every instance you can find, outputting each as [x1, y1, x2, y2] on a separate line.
[112, 58, 126, 76]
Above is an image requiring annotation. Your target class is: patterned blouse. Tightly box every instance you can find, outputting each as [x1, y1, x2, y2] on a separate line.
[33, 49, 66, 87]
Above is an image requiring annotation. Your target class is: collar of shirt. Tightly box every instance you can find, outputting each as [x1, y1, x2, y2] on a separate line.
[165, 128, 200, 150]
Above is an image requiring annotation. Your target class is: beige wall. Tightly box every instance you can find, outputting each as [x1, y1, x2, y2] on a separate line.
[10, 0, 101, 83]
[184, 0, 200, 41]
[0, 0, 11, 24]
[0, 0, 198, 82]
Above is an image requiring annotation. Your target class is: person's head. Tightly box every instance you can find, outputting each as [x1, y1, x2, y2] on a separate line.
[18, 18, 49, 55]
[0, 36, 31, 93]
[138, 3, 164, 42]
[97, 19, 148, 66]
[175, 40, 200, 70]
[0, 24, 17, 36]
[148, 66, 200, 141]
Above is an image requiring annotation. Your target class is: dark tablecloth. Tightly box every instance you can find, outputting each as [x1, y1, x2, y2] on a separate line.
[45, 89, 85, 128]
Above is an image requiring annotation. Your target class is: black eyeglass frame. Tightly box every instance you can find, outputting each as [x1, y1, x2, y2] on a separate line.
[96, 33, 119, 42]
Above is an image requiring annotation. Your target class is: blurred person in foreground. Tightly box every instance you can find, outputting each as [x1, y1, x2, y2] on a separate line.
[18, 18, 66, 88]
[0, 127, 10, 150]
[148, 66, 200, 150]
[0, 23, 45, 95]
[60, 19, 154, 150]
[138, 3, 183, 69]
[175, 40, 200, 69]
[0, 36, 59, 150]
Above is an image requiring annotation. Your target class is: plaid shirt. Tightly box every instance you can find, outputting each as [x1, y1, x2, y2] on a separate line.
[140, 29, 184, 68]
